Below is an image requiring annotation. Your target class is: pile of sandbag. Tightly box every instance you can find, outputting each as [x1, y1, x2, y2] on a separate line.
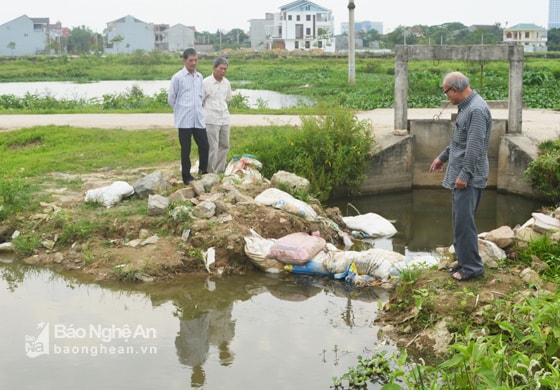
[243, 230, 418, 283]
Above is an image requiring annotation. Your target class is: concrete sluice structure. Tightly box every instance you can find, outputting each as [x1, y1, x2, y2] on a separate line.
[359, 45, 544, 199]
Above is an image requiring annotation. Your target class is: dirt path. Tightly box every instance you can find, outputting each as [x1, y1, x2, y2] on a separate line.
[2, 109, 559, 143]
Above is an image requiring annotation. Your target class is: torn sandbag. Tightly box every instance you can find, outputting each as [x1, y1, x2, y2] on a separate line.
[84, 181, 135, 208]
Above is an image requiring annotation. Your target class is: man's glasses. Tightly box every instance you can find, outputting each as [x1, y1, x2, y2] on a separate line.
[443, 86, 453, 96]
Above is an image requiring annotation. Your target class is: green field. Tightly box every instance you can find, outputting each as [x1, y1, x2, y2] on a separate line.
[0, 51, 559, 113]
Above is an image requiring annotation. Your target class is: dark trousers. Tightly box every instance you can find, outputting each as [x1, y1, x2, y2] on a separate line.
[452, 186, 484, 276]
[178, 128, 209, 183]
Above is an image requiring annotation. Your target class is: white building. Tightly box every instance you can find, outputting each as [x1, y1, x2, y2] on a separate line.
[104, 15, 155, 54]
[166, 24, 196, 53]
[503, 23, 548, 52]
[250, 1, 335, 52]
[0, 15, 50, 56]
[549, 0, 560, 29]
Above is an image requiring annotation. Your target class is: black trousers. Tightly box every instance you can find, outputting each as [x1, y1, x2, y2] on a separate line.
[178, 127, 209, 183]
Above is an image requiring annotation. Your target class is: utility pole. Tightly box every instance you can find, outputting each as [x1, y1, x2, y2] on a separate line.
[348, 0, 355, 85]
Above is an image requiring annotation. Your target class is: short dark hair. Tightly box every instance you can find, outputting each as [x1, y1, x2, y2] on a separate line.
[182, 48, 197, 59]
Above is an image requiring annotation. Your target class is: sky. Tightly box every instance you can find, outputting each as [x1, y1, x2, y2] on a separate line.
[2, 0, 550, 35]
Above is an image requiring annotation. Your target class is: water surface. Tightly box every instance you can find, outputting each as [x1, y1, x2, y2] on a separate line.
[0, 265, 390, 389]
[0, 81, 309, 109]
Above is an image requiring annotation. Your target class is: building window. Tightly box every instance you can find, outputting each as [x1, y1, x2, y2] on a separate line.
[296, 15, 300, 21]
[318, 40, 323, 48]
[306, 15, 311, 21]
[288, 15, 292, 21]
[295, 41, 299, 49]
[305, 41, 310, 49]
[306, 28, 311, 35]
[525, 32, 530, 39]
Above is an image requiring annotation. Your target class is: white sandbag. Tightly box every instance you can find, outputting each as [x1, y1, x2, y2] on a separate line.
[390, 253, 439, 276]
[342, 212, 397, 238]
[84, 181, 135, 208]
[254, 188, 317, 221]
[243, 229, 285, 273]
[323, 247, 404, 281]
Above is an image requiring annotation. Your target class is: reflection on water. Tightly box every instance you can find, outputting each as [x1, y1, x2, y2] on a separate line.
[0, 264, 390, 389]
[329, 189, 547, 254]
[0, 81, 309, 109]
[1, 189, 546, 388]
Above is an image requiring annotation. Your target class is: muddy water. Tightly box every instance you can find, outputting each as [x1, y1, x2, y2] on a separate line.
[0, 189, 546, 389]
[0, 81, 310, 109]
[0, 264, 392, 389]
[329, 189, 546, 254]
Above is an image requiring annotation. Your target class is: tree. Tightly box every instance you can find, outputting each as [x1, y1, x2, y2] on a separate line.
[67, 26, 93, 54]
[110, 35, 125, 53]
[7, 41, 15, 56]
[548, 28, 560, 52]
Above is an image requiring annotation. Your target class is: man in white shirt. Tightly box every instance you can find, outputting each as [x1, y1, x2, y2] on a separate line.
[203, 57, 233, 173]
[168, 48, 209, 184]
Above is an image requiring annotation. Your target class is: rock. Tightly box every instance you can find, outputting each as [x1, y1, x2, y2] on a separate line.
[53, 252, 64, 263]
[552, 207, 560, 220]
[168, 187, 195, 203]
[147, 194, 169, 216]
[191, 181, 206, 196]
[485, 225, 515, 248]
[234, 192, 254, 203]
[138, 229, 150, 240]
[136, 273, 154, 283]
[0, 225, 14, 242]
[520, 267, 541, 285]
[530, 255, 550, 273]
[199, 174, 221, 191]
[133, 171, 167, 199]
[271, 170, 310, 193]
[193, 201, 216, 219]
[141, 235, 159, 246]
[213, 200, 229, 215]
[479, 239, 506, 268]
[170, 205, 192, 221]
[413, 319, 453, 355]
[0, 242, 15, 253]
[41, 239, 56, 250]
[532, 212, 560, 234]
[514, 224, 543, 242]
[125, 239, 141, 248]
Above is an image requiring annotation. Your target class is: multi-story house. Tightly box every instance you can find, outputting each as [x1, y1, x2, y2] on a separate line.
[250, 0, 335, 52]
[0, 15, 50, 56]
[166, 24, 196, 53]
[104, 15, 155, 54]
[503, 23, 547, 52]
[549, 0, 560, 29]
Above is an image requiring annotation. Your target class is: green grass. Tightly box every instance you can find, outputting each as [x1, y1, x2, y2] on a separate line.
[1, 53, 560, 112]
[0, 126, 180, 178]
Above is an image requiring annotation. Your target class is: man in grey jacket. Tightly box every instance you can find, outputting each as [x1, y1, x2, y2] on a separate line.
[429, 71, 492, 281]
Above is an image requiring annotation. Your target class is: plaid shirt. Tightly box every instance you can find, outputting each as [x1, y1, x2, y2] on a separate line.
[438, 91, 492, 189]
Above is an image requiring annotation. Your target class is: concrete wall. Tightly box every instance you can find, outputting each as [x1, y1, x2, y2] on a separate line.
[359, 118, 542, 199]
[360, 135, 414, 194]
[498, 136, 543, 198]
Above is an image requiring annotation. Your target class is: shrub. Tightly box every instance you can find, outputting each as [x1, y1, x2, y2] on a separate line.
[0, 179, 36, 222]
[233, 109, 375, 201]
[525, 139, 560, 203]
